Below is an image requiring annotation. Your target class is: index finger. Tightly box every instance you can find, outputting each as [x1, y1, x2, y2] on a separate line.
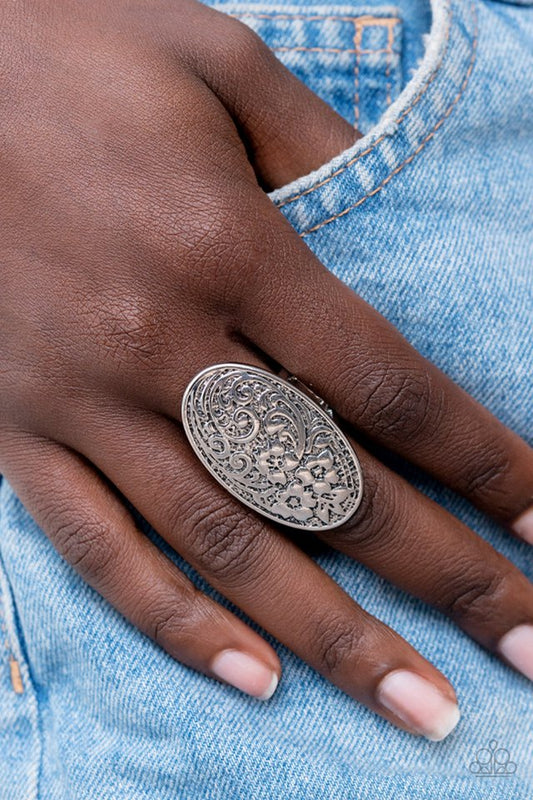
[236, 192, 533, 539]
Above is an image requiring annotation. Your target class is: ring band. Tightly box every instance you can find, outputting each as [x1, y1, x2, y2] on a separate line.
[181, 363, 363, 531]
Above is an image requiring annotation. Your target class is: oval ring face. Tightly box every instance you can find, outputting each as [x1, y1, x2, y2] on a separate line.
[181, 363, 363, 531]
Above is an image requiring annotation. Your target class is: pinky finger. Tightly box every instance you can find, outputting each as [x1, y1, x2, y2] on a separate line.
[0, 431, 280, 700]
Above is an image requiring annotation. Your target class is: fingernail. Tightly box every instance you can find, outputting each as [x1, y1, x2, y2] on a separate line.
[211, 650, 278, 700]
[498, 624, 533, 681]
[376, 670, 460, 741]
[511, 507, 533, 545]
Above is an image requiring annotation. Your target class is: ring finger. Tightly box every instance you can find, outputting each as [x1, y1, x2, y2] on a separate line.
[136, 346, 533, 682]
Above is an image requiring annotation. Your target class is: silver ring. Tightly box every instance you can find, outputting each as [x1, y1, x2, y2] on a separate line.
[181, 363, 363, 531]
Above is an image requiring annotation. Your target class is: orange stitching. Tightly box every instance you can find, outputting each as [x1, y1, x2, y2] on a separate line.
[271, 46, 397, 55]
[232, 9, 401, 136]
[299, 5, 478, 238]
[0, 598, 24, 694]
[230, 12, 400, 24]
[272, 27, 400, 129]
[9, 658, 24, 694]
[277, 7, 455, 209]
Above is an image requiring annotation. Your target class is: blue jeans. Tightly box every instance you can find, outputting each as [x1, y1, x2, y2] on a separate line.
[1, 0, 532, 797]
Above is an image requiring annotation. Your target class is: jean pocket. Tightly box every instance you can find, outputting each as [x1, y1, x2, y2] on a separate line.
[266, 0, 478, 238]
[211, 3, 404, 133]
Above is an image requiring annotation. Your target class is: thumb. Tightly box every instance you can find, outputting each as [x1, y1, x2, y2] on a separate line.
[194, 9, 360, 190]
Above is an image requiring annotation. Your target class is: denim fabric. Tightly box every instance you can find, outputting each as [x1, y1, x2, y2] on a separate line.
[1, 0, 532, 797]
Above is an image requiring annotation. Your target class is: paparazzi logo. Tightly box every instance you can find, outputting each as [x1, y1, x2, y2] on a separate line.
[468, 740, 516, 777]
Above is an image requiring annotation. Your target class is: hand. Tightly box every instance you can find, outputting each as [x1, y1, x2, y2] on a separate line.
[1, 0, 532, 742]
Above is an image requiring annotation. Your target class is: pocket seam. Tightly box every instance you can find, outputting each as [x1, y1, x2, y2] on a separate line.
[298, 2, 478, 237]
[275, 6, 454, 210]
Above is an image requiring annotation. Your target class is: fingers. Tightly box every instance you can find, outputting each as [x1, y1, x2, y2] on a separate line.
[73, 406, 462, 740]
[320, 444, 533, 681]
[0, 430, 281, 700]
[129, 316, 533, 687]
[84, 309, 533, 684]
[187, 5, 359, 189]
[233, 190, 533, 539]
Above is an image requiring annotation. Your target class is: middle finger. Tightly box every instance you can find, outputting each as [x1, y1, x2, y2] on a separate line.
[128, 344, 533, 683]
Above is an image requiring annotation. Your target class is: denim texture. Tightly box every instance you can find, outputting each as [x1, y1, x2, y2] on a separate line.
[1, 0, 532, 797]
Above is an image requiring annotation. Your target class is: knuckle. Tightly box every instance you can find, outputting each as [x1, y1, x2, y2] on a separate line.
[220, 17, 269, 68]
[454, 440, 512, 516]
[182, 222, 258, 307]
[312, 613, 367, 676]
[52, 513, 116, 584]
[74, 286, 170, 373]
[183, 495, 265, 586]
[353, 361, 444, 444]
[145, 201, 260, 318]
[331, 468, 403, 554]
[144, 590, 201, 650]
[438, 570, 508, 625]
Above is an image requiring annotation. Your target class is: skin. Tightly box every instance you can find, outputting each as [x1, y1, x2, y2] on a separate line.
[1, 0, 532, 734]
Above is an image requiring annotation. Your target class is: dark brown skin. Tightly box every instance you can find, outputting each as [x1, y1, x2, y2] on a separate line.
[1, 0, 532, 733]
